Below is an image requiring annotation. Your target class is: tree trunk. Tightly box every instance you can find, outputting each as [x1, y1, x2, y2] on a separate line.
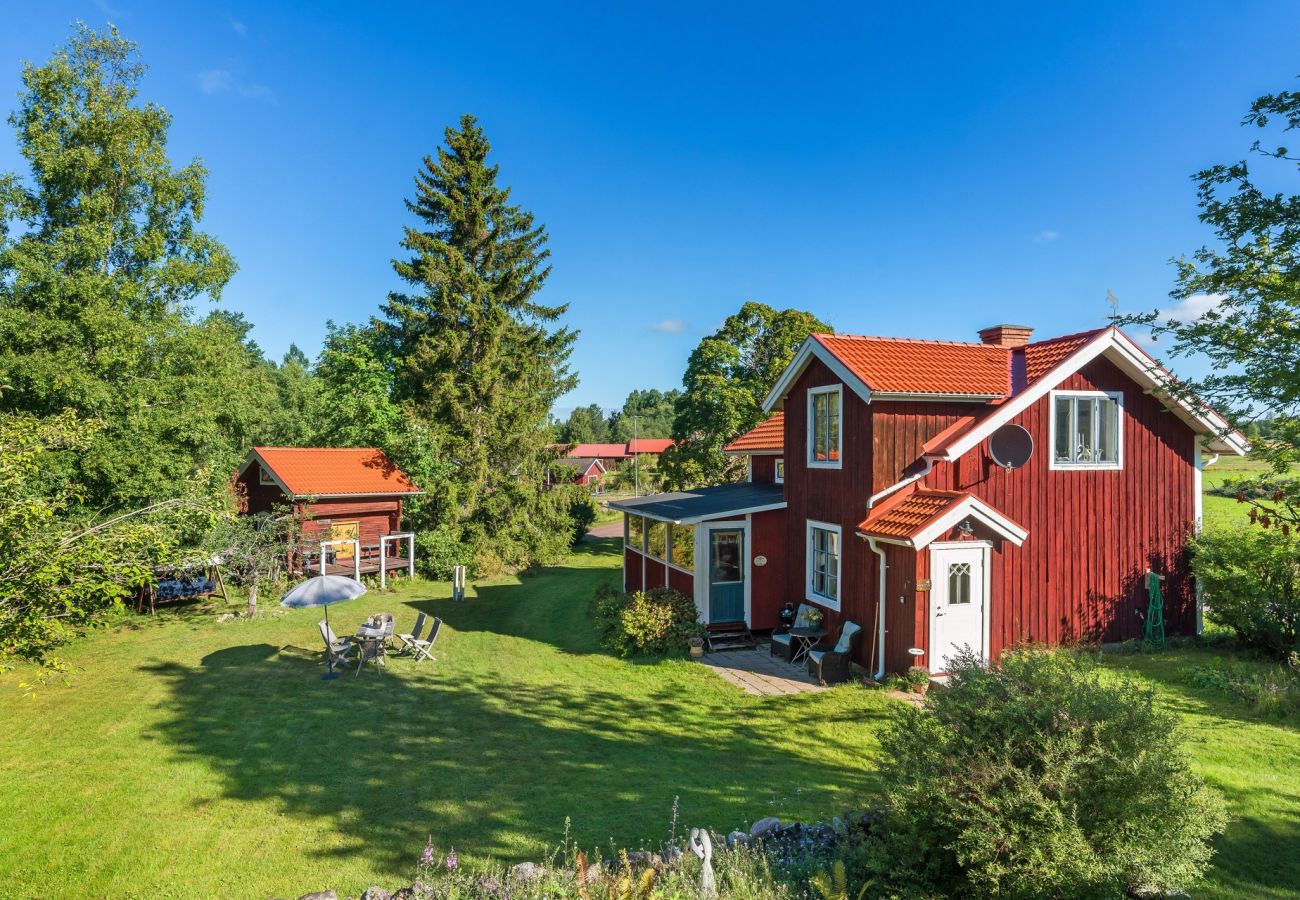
[246, 575, 259, 617]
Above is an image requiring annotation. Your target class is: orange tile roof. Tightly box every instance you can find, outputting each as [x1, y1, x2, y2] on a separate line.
[1022, 328, 1105, 385]
[251, 447, 421, 497]
[857, 488, 970, 540]
[813, 334, 1010, 397]
[724, 413, 785, 452]
[627, 438, 673, 454]
[567, 443, 631, 459]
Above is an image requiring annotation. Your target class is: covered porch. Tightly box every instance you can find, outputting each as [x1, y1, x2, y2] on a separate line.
[608, 482, 787, 634]
[295, 532, 416, 587]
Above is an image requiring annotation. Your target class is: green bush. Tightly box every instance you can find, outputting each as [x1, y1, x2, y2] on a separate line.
[590, 584, 704, 656]
[864, 648, 1227, 899]
[1188, 655, 1300, 718]
[1191, 526, 1300, 656]
[565, 493, 599, 546]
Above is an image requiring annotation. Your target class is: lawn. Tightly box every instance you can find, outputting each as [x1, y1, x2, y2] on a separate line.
[1, 538, 1297, 898]
[1202, 455, 1286, 529]
[0, 538, 889, 899]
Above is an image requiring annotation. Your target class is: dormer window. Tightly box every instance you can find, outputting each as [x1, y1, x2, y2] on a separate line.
[808, 386, 842, 468]
[1051, 390, 1122, 469]
[258, 465, 277, 486]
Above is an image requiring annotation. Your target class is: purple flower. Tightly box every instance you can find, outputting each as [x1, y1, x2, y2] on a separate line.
[420, 837, 434, 870]
[446, 847, 459, 872]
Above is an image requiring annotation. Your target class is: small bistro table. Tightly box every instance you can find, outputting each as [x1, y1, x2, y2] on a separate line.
[787, 626, 826, 666]
[353, 624, 388, 675]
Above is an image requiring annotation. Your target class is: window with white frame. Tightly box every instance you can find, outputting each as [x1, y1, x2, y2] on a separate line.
[259, 465, 276, 486]
[646, 521, 667, 560]
[669, 523, 695, 571]
[807, 520, 841, 607]
[808, 386, 842, 467]
[775, 458, 785, 483]
[1051, 390, 1122, 468]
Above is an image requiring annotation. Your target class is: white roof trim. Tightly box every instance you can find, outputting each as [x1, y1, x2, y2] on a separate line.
[858, 495, 1028, 550]
[910, 496, 1028, 549]
[762, 337, 872, 412]
[933, 328, 1249, 461]
[238, 450, 293, 496]
[872, 391, 1003, 403]
[722, 449, 782, 456]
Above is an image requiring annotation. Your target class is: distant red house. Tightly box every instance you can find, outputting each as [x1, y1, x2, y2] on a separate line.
[612, 324, 1248, 678]
[549, 457, 608, 490]
[627, 438, 673, 455]
[234, 447, 423, 580]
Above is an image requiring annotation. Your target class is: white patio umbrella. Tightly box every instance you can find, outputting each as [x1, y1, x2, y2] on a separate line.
[281, 575, 367, 679]
[280, 574, 367, 627]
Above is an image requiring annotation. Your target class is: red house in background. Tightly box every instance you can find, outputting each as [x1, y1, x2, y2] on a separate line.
[612, 324, 1247, 677]
[234, 447, 423, 581]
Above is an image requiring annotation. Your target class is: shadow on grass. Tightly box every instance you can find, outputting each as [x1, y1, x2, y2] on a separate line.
[138, 561, 886, 879]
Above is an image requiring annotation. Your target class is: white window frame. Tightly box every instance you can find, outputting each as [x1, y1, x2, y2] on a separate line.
[258, 465, 277, 486]
[625, 514, 646, 552]
[667, 523, 695, 574]
[775, 457, 785, 483]
[806, 385, 843, 469]
[1049, 389, 1124, 471]
[805, 519, 842, 610]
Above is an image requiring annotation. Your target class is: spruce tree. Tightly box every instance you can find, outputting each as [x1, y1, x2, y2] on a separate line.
[383, 115, 577, 574]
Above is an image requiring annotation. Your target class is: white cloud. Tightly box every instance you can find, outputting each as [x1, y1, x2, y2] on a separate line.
[650, 319, 688, 334]
[1153, 293, 1227, 325]
[1033, 230, 1060, 243]
[196, 68, 274, 102]
[230, 18, 248, 37]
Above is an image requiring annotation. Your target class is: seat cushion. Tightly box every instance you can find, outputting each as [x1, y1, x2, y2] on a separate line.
[807, 649, 828, 664]
[770, 633, 793, 647]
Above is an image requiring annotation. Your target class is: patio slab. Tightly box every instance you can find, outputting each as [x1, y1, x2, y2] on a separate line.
[698, 645, 827, 696]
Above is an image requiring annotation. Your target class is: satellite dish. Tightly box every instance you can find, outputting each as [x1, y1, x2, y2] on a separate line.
[989, 424, 1034, 471]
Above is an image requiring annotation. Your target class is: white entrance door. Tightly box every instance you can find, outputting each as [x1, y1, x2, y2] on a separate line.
[929, 543, 988, 674]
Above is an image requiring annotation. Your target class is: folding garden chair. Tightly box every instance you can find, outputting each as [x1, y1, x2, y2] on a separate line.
[407, 616, 441, 662]
[395, 612, 427, 654]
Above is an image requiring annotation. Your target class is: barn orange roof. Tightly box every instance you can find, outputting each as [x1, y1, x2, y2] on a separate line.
[249, 447, 421, 497]
[812, 334, 1010, 397]
[627, 438, 673, 454]
[724, 413, 785, 453]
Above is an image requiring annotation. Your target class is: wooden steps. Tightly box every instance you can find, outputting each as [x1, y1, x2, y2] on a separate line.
[705, 621, 757, 651]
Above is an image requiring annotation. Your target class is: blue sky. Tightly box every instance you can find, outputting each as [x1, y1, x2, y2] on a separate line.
[2, 1, 1297, 413]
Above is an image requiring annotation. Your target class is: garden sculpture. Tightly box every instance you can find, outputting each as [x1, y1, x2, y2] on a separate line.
[687, 828, 716, 899]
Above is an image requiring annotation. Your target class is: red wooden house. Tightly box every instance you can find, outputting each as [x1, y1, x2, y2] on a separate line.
[550, 456, 608, 490]
[612, 324, 1247, 677]
[235, 447, 423, 581]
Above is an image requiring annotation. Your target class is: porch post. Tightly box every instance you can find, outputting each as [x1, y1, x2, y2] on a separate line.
[408, 532, 415, 579]
[379, 537, 387, 590]
[352, 538, 360, 582]
[319, 541, 326, 577]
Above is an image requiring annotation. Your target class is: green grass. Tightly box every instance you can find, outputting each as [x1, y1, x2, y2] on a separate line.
[0, 539, 888, 899]
[2, 540, 1297, 898]
[1099, 645, 1300, 900]
[1202, 456, 1274, 529]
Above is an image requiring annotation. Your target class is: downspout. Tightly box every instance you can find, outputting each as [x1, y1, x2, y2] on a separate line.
[866, 535, 888, 680]
[867, 457, 935, 509]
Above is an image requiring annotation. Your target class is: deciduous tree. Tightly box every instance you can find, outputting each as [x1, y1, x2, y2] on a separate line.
[662, 302, 828, 488]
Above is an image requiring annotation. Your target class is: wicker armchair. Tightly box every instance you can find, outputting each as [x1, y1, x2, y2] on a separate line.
[770, 603, 818, 662]
[806, 620, 862, 685]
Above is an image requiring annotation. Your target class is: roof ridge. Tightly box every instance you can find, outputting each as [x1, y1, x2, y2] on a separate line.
[1023, 326, 1108, 348]
[815, 332, 1003, 350]
[256, 446, 384, 453]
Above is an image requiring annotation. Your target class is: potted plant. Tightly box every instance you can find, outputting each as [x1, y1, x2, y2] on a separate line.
[906, 666, 931, 694]
[806, 607, 824, 629]
[688, 636, 706, 659]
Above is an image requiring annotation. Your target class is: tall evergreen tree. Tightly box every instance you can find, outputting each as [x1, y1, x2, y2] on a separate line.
[0, 24, 269, 507]
[662, 301, 829, 488]
[382, 115, 578, 574]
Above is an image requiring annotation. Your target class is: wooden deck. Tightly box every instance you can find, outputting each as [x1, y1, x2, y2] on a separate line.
[319, 556, 413, 577]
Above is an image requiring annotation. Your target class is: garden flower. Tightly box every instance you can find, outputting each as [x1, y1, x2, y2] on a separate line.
[446, 847, 458, 872]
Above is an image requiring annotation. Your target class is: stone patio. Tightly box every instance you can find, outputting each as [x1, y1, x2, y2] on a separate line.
[698, 645, 827, 696]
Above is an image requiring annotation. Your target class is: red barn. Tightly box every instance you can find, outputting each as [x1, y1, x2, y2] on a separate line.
[234, 447, 423, 581]
[550, 457, 608, 490]
[612, 324, 1248, 677]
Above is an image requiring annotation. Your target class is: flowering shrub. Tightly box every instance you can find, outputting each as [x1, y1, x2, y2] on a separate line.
[591, 584, 704, 656]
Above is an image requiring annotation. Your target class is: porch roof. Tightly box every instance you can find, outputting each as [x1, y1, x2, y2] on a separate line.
[607, 483, 786, 525]
[856, 486, 1028, 549]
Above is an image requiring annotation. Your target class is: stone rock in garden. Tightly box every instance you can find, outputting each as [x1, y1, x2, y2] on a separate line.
[297, 892, 337, 900]
[660, 846, 684, 866]
[360, 888, 390, 900]
[509, 861, 546, 882]
[832, 816, 845, 833]
[749, 816, 780, 838]
[726, 830, 749, 848]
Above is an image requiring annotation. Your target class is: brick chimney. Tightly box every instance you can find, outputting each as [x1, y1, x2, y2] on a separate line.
[978, 324, 1034, 348]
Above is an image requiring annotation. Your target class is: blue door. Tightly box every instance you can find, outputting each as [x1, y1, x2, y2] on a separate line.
[708, 528, 745, 623]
